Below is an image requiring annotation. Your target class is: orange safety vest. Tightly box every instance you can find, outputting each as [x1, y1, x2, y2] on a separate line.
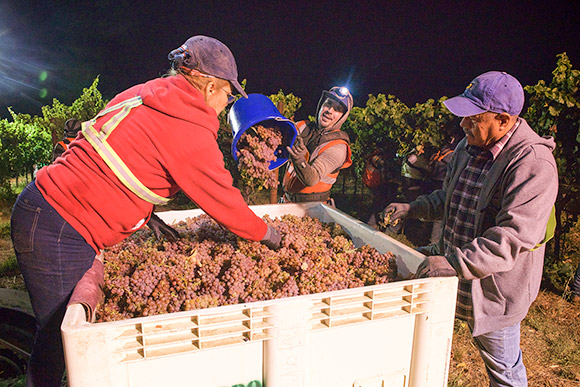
[362, 151, 385, 188]
[283, 121, 352, 195]
[57, 137, 76, 151]
[431, 147, 454, 163]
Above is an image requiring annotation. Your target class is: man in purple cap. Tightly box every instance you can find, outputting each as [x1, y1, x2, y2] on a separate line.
[11, 35, 281, 387]
[383, 71, 558, 386]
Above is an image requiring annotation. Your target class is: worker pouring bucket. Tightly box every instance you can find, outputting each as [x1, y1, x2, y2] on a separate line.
[229, 93, 297, 170]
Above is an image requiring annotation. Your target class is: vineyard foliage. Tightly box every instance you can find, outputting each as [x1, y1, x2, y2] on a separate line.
[343, 94, 457, 179]
[0, 78, 107, 193]
[1, 54, 579, 265]
[0, 117, 51, 188]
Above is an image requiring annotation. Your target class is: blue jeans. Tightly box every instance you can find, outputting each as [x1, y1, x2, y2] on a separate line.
[471, 322, 527, 387]
[570, 260, 580, 296]
[11, 181, 96, 387]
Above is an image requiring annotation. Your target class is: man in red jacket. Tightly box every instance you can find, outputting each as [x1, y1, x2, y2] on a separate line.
[10, 35, 281, 387]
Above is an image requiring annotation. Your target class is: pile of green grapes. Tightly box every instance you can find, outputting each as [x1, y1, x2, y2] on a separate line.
[236, 124, 282, 190]
[96, 214, 399, 322]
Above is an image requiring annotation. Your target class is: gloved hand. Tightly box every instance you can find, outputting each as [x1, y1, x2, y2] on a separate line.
[261, 225, 282, 250]
[415, 244, 438, 256]
[147, 213, 180, 242]
[287, 136, 308, 165]
[68, 254, 105, 323]
[382, 202, 415, 224]
[286, 136, 321, 186]
[415, 255, 457, 278]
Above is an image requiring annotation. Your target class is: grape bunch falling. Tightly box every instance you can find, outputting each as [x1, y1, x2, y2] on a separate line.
[236, 124, 282, 191]
[96, 214, 400, 322]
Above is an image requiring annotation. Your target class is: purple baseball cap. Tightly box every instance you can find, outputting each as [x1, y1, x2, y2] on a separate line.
[443, 71, 524, 117]
[168, 35, 247, 98]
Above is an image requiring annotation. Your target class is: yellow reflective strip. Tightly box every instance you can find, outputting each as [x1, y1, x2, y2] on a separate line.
[100, 106, 133, 139]
[96, 96, 142, 118]
[531, 205, 556, 251]
[98, 97, 143, 139]
[82, 96, 169, 205]
[81, 122, 170, 206]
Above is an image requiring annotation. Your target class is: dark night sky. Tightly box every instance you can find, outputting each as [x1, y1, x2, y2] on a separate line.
[1, 1, 579, 121]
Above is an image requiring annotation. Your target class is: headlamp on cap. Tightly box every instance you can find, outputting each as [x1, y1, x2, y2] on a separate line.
[323, 86, 353, 111]
[336, 87, 349, 97]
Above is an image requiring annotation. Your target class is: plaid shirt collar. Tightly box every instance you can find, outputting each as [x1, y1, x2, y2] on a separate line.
[466, 118, 520, 160]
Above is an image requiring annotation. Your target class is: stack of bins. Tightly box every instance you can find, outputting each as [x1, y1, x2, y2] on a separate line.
[61, 202, 458, 387]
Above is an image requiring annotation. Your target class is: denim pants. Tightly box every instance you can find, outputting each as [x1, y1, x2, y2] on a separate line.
[11, 181, 96, 387]
[471, 322, 528, 387]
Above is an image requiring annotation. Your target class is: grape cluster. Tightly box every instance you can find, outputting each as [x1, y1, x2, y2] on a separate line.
[96, 214, 400, 322]
[236, 124, 282, 190]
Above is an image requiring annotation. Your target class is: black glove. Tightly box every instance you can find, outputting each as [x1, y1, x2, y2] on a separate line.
[261, 225, 282, 250]
[415, 255, 457, 278]
[287, 136, 308, 165]
[147, 213, 180, 242]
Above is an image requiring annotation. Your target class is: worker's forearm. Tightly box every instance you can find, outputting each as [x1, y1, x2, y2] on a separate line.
[293, 161, 320, 186]
[293, 144, 347, 186]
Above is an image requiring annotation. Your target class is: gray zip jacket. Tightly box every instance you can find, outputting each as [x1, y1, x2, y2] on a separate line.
[411, 118, 558, 336]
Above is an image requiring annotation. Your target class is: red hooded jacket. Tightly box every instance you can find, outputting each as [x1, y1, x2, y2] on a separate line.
[36, 75, 267, 252]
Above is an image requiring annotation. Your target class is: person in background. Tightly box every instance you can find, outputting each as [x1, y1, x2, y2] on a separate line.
[363, 141, 399, 228]
[426, 124, 465, 244]
[428, 125, 464, 190]
[400, 142, 436, 202]
[10, 35, 281, 387]
[282, 86, 353, 204]
[397, 143, 436, 245]
[384, 71, 558, 386]
[51, 118, 82, 162]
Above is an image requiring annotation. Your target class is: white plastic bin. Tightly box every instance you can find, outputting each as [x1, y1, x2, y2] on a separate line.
[61, 203, 457, 387]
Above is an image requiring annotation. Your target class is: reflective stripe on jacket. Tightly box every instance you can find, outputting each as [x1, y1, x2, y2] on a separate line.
[81, 96, 170, 205]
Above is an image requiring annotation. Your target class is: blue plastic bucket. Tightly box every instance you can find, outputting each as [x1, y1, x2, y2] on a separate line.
[229, 93, 297, 170]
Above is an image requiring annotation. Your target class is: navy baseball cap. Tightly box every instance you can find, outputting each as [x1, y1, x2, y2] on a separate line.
[168, 35, 247, 98]
[443, 71, 524, 117]
[321, 86, 353, 111]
